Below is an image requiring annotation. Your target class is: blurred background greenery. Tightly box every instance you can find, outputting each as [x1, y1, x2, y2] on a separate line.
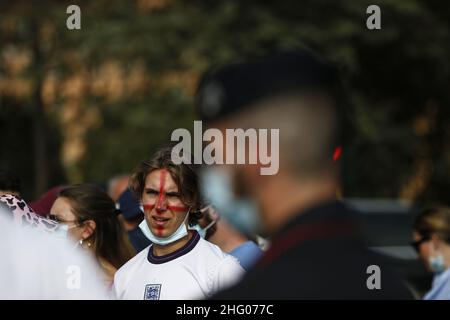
[0, 0, 449, 204]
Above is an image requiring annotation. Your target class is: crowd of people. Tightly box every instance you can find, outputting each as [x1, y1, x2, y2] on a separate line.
[1, 49, 449, 300]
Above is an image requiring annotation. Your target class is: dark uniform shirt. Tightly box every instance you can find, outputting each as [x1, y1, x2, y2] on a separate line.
[214, 200, 413, 299]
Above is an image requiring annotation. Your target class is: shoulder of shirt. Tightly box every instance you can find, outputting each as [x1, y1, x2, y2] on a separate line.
[193, 238, 244, 293]
[196, 237, 243, 271]
[196, 237, 228, 259]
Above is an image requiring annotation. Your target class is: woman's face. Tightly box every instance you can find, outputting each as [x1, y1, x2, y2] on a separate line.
[50, 197, 84, 241]
[141, 169, 189, 238]
[412, 231, 432, 270]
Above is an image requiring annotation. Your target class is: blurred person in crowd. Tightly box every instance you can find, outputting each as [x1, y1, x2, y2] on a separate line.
[117, 188, 152, 252]
[50, 184, 136, 287]
[0, 194, 58, 233]
[194, 204, 263, 270]
[197, 49, 413, 299]
[113, 147, 244, 300]
[108, 174, 130, 202]
[0, 169, 21, 197]
[0, 205, 108, 299]
[412, 206, 450, 299]
[30, 186, 64, 217]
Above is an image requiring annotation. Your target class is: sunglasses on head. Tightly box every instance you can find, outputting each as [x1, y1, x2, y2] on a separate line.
[411, 234, 431, 253]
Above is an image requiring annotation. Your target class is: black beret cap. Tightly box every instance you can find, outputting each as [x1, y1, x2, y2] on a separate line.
[196, 50, 339, 123]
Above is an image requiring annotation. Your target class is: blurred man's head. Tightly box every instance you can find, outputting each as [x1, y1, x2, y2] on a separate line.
[107, 174, 130, 202]
[0, 169, 21, 197]
[197, 50, 345, 233]
[413, 206, 450, 272]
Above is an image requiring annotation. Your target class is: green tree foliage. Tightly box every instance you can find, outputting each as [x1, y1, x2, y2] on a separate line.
[0, 0, 448, 204]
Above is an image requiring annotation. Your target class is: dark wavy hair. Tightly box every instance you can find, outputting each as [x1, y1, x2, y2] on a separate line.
[129, 147, 203, 226]
[59, 184, 135, 269]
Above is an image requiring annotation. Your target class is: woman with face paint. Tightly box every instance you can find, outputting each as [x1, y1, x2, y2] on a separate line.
[412, 206, 450, 299]
[113, 147, 244, 300]
[50, 184, 136, 287]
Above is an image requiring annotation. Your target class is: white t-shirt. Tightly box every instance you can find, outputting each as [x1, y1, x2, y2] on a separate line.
[113, 231, 244, 300]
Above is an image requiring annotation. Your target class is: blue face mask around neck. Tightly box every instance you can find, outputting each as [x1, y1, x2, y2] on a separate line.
[139, 210, 190, 246]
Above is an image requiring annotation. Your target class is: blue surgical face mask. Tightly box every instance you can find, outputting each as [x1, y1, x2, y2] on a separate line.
[189, 220, 217, 239]
[53, 223, 87, 250]
[139, 211, 190, 246]
[200, 167, 261, 235]
[53, 223, 78, 240]
[429, 253, 446, 274]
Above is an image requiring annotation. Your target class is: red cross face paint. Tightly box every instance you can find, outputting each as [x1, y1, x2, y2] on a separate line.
[142, 169, 189, 237]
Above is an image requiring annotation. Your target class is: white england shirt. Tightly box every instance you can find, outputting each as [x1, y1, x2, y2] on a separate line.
[113, 231, 244, 300]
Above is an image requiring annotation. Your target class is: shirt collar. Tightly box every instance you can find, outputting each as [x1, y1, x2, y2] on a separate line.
[147, 231, 200, 264]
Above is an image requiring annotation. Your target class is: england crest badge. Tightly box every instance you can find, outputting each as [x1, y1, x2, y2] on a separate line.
[144, 284, 161, 300]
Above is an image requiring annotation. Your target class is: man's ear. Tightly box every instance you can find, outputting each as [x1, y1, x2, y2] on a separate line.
[81, 220, 96, 240]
